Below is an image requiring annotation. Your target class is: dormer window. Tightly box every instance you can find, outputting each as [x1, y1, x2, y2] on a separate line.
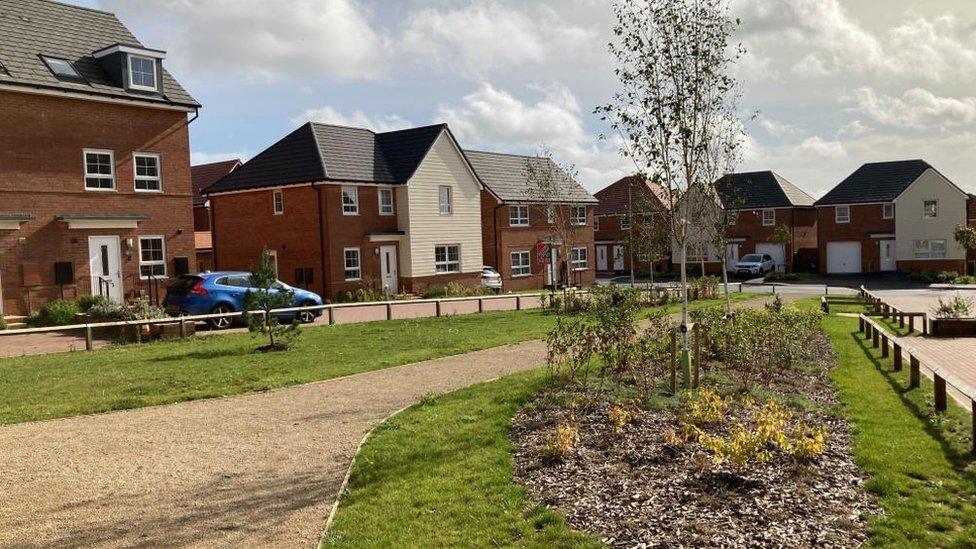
[128, 55, 156, 91]
[41, 56, 81, 79]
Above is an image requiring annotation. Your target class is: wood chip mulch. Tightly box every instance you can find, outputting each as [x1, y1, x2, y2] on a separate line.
[511, 334, 880, 548]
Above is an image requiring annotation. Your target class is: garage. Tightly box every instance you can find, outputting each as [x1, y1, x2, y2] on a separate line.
[826, 242, 861, 274]
[755, 243, 785, 272]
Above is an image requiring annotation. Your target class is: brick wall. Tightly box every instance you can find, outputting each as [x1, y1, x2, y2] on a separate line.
[481, 198, 596, 290]
[729, 206, 817, 272]
[817, 204, 893, 274]
[0, 90, 195, 316]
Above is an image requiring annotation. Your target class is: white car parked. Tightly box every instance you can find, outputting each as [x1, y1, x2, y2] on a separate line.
[734, 253, 775, 276]
[481, 266, 503, 293]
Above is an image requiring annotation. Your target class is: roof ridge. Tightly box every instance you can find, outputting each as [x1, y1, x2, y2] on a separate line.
[192, 159, 241, 169]
[463, 148, 546, 160]
[376, 123, 446, 136]
[34, 0, 115, 16]
[861, 158, 929, 166]
[307, 121, 377, 135]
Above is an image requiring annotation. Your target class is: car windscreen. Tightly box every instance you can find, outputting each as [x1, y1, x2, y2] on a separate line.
[167, 275, 202, 294]
[740, 254, 763, 262]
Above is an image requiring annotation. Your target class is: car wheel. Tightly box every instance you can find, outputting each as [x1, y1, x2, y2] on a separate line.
[298, 300, 317, 324]
[209, 303, 235, 330]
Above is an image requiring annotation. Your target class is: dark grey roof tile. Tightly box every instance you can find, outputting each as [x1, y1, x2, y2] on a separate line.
[717, 171, 814, 209]
[815, 159, 932, 205]
[464, 150, 596, 204]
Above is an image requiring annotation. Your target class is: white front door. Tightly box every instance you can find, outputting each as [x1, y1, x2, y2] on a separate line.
[88, 236, 123, 302]
[725, 243, 740, 268]
[613, 245, 625, 270]
[597, 246, 608, 271]
[756, 243, 786, 272]
[379, 245, 398, 294]
[879, 240, 896, 272]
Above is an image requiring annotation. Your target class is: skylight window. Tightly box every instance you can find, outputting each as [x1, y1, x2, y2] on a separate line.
[41, 56, 81, 79]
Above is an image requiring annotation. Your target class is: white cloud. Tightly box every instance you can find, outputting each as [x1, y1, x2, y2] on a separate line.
[291, 106, 413, 132]
[755, 115, 801, 137]
[848, 87, 976, 129]
[103, 0, 387, 81]
[797, 136, 846, 158]
[400, 3, 595, 77]
[436, 83, 629, 190]
[837, 120, 870, 137]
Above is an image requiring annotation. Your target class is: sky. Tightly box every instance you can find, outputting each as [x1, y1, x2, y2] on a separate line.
[68, 0, 976, 198]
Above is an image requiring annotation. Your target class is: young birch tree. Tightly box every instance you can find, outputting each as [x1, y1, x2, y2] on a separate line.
[524, 148, 583, 289]
[597, 0, 744, 386]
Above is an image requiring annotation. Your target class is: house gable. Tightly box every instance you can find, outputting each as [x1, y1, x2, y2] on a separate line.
[894, 168, 968, 262]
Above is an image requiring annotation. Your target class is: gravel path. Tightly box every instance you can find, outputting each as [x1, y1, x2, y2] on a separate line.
[0, 293, 800, 548]
[0, 341, 547, 548]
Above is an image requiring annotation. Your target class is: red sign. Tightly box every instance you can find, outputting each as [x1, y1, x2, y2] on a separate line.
[535, 242, 550, 266]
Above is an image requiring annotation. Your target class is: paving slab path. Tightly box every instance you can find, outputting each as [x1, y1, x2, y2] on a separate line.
[0, 294, 798, 548]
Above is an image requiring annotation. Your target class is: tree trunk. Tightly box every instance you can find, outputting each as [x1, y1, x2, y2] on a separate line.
[720, 257, 732, 315]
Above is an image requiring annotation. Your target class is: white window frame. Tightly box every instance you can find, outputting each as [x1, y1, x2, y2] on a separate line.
[132, 152, 162, 193]
[438, 185, 453, 215]
[761, 208, 775, 227]
[923, 199, 938, 219]
[835, 205, 850, 224]
[571, 246, 588, 271]
[273, 189, 284, 215]
[343, 247, 361, 281]
[342, 186, 359, 215]
[913, 239, 947, 259]
[511, 251, 531, 277]
[127, 54, 157, 92]
[83, 149, 115, 191]
[41, 55, 81, 79]
[378, 187, 394, 216]
[510, 205, 529, 227]
[435, 244, 461, 273]
[571, 206, 587, 226]
[882, 203, 894, 219]
[138, 235, 166, 279]
[620, 215, 631, 230]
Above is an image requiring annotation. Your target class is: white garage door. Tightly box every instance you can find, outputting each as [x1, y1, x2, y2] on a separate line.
[755, 243, 786, 272]
[826, 242, 861, 274]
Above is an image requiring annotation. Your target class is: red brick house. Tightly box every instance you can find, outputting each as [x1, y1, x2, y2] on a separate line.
[466, 151, 597, 290]
[204, 123, 487, 299]
[593, 175, 669, 274]
[679, 171, 817, 274]
[815, 160, 969, 274]
[0, 0, 200, 318]
[190, 159, 240, 271]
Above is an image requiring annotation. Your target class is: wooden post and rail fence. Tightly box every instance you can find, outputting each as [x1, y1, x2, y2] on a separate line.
[857, 309, 976, 455]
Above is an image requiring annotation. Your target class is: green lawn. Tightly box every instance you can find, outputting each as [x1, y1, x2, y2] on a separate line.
[824, 303, 976, 546]
[321, 371, 602, 549]
[0, 294, 760, 425]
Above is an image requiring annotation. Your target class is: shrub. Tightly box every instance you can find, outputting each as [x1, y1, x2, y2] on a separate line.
[683, 388, 729, 426]
[87, 301, 129, 320]
[908, 270, 935, 283]
[931, 293, 974, 319]
[790, 422, 828, 461]
[936, 271, 959, 283]
[764, 272, 800, 282]
[0, 316, 6, 331]
[607, 404, 632, 434]
[421, 285, 447, 299]
[30, 300, 80, 327]
[953, 275, 976, 285]
[543, 420, 580, 461]
[335, 287, 384, 303]
[244, 249, 300, 352]
[75, 294, 110, 312]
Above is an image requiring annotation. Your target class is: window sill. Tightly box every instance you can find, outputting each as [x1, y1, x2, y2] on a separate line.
[510, 224, 530, 228]
[134, 188, 163, 194]
[273, 212, 284, 216]
[342, 211, 360, 216]
[511, 273, 532, 278]
[379, 212, 395, 216]
[139, 275, 168, 280]
[128, 84, 158, 93]
[85, 187, 117, 192]
[345, 277, 362, 282]
[571, 267, 589, 272]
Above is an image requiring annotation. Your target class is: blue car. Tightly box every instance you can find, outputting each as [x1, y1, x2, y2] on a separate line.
[163, 271, 323, 329]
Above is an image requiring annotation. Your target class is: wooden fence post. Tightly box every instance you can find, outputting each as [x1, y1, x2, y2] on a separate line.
[881, 333, 889, 358]
[179, 317, 187, 338]
[516, 295, 522, 311]
[898, 313, 905, 329]
[910, 355, 920, 388]
[436, 300, 442, 317]
[872, 325, 880, 348]
[934, 375, 947, 413]
[85, 325, 93, 351]
[882, 304, 889, 319]
[478, 297, 484, 313]
[386, 302, 393, 321]
[670, 330, 677, 394]
[328, 306, 335, 326]
[893, 342, 903, 371]
[859, 316, 865, 334]
[693, 327, 701, 389]
[909, 315, 915, 334]
[971, 401, 976, 456]
[923, 317, 929, 336]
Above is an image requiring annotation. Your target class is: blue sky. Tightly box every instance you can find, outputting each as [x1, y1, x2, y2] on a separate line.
[69, 0, 976, 196]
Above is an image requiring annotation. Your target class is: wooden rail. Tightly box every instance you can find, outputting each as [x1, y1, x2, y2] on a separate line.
[859, 313, 976, 454]
[858, 285, 928, 335]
